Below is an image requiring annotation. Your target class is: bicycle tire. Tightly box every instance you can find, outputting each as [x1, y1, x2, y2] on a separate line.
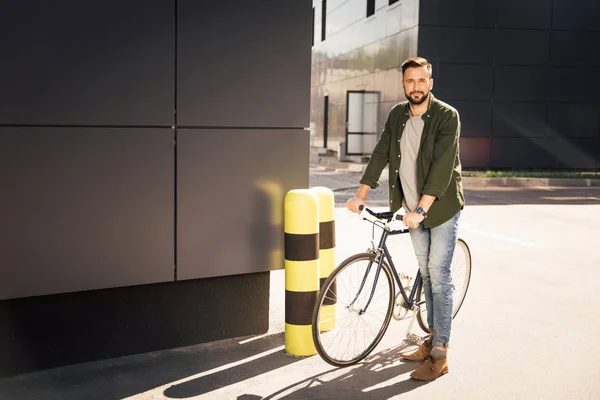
[416, 238, 472, 333]
[312, 252, 395, 367]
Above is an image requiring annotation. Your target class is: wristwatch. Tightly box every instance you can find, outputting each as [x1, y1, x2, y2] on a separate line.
[415, 207, 428, 218]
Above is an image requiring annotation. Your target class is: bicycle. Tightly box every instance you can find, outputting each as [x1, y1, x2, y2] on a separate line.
[311, 206, 472, 367]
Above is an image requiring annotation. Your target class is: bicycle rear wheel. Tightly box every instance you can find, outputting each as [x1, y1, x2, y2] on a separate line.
[417, 238, 472, 333]
[312, 252, 395, 367]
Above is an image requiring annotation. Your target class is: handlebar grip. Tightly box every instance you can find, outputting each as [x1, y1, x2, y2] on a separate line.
[360, 205, 377, 217]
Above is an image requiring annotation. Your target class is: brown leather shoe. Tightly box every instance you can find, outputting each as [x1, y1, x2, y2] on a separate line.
[401, 338, 432, 361]
[410, 354, 449, 381]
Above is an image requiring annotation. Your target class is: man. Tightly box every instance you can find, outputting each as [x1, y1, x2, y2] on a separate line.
[346, 56, 464, 381]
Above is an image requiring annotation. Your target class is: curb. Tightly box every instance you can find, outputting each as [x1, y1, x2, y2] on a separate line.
[310, 156, 366, 173]
[310, 158, 600, 189]
[463, 177, 600, 188]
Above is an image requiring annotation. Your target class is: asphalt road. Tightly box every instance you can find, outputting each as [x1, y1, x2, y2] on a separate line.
[1, 168, 600, 400]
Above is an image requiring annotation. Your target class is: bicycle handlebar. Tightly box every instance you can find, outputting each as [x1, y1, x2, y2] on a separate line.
[358, 205, 403, 221]
[357, 205, 409, 234]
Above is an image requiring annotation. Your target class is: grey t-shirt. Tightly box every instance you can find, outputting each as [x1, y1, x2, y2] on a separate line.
[399, 115, 425, 212]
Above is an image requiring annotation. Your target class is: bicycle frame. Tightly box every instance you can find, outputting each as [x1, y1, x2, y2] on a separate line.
[351, 217, 424, 315]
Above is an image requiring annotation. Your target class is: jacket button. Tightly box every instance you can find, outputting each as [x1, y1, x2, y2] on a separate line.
[395, 170, 398, 173]
[392, 185, 395, 188]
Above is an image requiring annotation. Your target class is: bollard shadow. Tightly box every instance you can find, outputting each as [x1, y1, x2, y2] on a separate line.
[257, 342, 431, 400]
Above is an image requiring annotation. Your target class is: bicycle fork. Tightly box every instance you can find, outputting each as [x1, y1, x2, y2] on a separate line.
[349, 227, 395, 314]
[347, 253, 385, 315]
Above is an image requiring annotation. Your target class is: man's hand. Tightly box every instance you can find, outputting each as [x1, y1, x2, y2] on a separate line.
[346, 196, 366, 213]
[347, 184, 371, 213]
[403, 211, 425, 229]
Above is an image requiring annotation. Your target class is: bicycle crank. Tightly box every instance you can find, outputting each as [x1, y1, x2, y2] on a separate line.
[392, 292, 409, 320]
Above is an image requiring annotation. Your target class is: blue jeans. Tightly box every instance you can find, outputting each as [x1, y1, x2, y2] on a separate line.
[409, 211, 460, 348]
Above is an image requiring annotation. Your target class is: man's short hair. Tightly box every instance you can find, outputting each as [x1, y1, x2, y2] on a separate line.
[401, 57, 432, 78]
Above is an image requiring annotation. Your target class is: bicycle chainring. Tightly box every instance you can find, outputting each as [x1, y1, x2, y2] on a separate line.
[392, 292, 409, 320]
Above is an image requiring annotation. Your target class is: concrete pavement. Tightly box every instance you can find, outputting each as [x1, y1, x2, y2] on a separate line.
[2, 170, 600, 399]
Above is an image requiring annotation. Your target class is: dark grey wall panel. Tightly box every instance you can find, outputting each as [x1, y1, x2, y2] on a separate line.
[0, 128, 174, 300]
[0, 1, 174, 126]
[418, 26, 439, 60]
[435, 65, 494, 100]
[436, 28, 494, 64]
[0, 272, 269, 377]
[177, 129, 308, 280]
[415, 0, 600, 170]
[418, 0, 441, 26]
[417, 26, 494, 64]
[541, 139, 599, 169]
[552, 0, 600, 31]
[491, 138, 599, 169]
[460, 137, 490, 168]
[497, 0, 551, 29]
[452, 101, 492, 137]
[547, 103, 600, 138]
[551, 32, 600, 67]
[550, 67, 600, 102]
[177, 0, 312, 127]
[494, 66, 549, 101]
[491, 138, 555, 169]
[495, 30, 550, 65]
[418, 0, 496, 27]
[438, 0, 497, 27]
[493, 102, 546, 138]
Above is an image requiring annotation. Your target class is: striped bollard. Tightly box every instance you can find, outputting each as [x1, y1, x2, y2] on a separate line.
[310, 187, 336, 331]
[284, 189, 319, 356]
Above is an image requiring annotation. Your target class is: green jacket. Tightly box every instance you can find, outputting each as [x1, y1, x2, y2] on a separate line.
[360, 94, 464, 228]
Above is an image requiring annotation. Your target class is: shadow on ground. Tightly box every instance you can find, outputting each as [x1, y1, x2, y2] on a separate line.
[0, 332, 299, 400]
[251, 343, 429, 400]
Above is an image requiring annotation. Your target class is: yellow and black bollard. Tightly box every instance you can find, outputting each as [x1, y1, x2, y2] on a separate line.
[310, 187, 336, 331]
[284, 189, 319, 356]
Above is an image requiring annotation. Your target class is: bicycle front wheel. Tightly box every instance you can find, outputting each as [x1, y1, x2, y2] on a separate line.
[417, 238, 472, 333]
[312, 252, 395, 367]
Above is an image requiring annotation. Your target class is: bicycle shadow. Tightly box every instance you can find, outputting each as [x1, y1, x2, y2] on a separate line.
[260, 342, 430, 400]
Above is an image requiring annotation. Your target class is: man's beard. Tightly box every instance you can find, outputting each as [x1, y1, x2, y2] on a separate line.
[406, 90, 429, 105]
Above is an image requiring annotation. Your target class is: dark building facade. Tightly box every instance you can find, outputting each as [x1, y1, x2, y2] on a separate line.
[311, 0, 600, 170]
[0, 0, 312, 377]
